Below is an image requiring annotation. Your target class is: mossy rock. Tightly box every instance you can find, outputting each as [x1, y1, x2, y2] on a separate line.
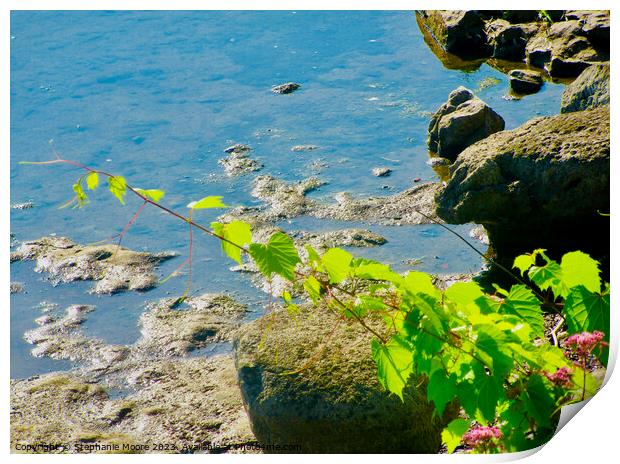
[234, 308, 456, 453]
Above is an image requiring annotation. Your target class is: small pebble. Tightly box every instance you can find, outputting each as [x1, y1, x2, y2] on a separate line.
[272, 82, 301, 94]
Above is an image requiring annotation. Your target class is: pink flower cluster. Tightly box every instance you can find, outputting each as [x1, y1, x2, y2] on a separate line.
[543, 366, 572, 387]
[463, 425, 503, 450]
[565, 331, 606, 358]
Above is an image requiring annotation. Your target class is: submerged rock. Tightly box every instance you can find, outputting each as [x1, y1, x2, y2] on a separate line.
[11, 201, 34, 210]
[10, 237, 176, 294]
[271, 82, 300, 94]
[224, 143, 251, 154]
[290, 228, 387, 249]
[560, 62, 609, 113]
[508, 69, 544, 95]
[251, 175, 324, 219]
[428, 87, 505, 161]
[316, 182, 441, 225]
[290, 145, 318, 152]
[234, 307, 456, 453]
[12, 291, 256, 453]
[436, 106, 610, 270]
[218, 151, 263, 176]
[10, 282, 25, 294]
[136, 294, 247, 356]
[371, 167, 392, 177]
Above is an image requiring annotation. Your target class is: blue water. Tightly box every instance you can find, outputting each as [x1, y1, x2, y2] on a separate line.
[10, 11, 565, 379]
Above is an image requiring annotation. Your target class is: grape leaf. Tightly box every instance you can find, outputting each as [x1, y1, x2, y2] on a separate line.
[499, 285, 544, 338]
[303, 275, 322, 302]
[564, 285, 610, 344]
[86, 171, 99, 190]
[72, 181, 88, 208]
[321, 248, 352, 284]
[442, 418, 470, 453]
[134, 188, 165, 203]
[371, 336, 414, 401]
[211, 221, 252, 264]
[428, 367, 457, 416]
[108, 175, 127, 205]
[187, 196, 228, 209]
[248, 232, 300, 281]
[445, 281, 484, 306]
[560, 251, 601, 293]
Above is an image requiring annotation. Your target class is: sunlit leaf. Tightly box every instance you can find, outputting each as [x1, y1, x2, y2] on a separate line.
[371, 336, 413, 400]
[442, 419, 470, 453]
[560, 251, 601, 294]
[248, 232, 301, 281]
[108, 175, 127, 205]
[211, 220, 252, 264]
[86, 171, 99, 190]
[187, 196, 228, 210]
[135, 188, 165, 203]
[321, 248, 353, 284]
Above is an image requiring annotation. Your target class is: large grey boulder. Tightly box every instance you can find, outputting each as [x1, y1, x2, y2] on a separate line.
[436, 107, 610, 270]
[417, 10, 491, 58]
[234, 308, 455, 453]
[561, 62, 609, 113]
[428, 87, 505, 161]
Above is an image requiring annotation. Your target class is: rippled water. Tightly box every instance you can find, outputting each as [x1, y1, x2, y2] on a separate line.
[10, 11, 565, 379]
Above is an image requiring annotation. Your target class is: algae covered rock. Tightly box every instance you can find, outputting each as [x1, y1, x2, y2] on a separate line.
[428, 86, 504, 161]
[234, 308, 455, 453]
[436, 106, 610, 270]
[561, 62, 609, 113]
[10, 236, 175, 294]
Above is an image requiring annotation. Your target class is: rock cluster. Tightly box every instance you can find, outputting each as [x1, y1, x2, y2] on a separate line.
[418, 10, 609, 78]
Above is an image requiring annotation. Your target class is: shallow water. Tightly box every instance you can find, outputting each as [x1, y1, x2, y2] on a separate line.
[10, 11, 564, 379]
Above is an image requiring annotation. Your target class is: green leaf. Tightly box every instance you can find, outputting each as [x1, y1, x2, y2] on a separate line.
[72, 181, 88, 208]
[513, 254, 535, 276]
[564, 285, 610, 348]
[187, 196, 228, 210]
[303, 275, 322, 302]
[321, 248, 353, 284]
[86, 171, 99, 190]
[248, 232, 301, 281]
[282, 291, 300, 314]
[444, 281, 484, 306]
[211, 221, 252, 264]
[403, 271, 440, 298]
[560, 251, 601, 294]
[442, 419, 470, 453]
[474, 369, 501, 423]
[352, 261, 402, 284]
[500, 285, 544, 338]
[134, 188, 165, 203]
[521, 374, 555, 428]
[428, 367, 457, 416]
[108, 175, 127, 205]
[371, 336, 414, 400]
[304, 244, 322, 268]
